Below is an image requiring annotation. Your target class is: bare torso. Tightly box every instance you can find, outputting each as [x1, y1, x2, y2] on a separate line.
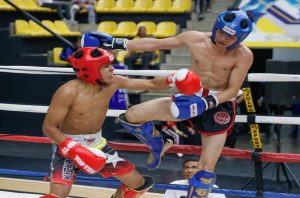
[187, 32, 238, 91]
[60, 79, 118, 135]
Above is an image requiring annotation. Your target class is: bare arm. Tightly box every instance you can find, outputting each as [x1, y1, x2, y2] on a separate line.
[113, 75, 170, 91]
[216, 48, 253, 104]
[42, 84, 76, 145]
[126, 31, 200, 52]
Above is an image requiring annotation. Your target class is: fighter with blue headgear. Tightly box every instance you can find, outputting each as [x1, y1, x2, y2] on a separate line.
[211, 7, 253, 50]
[186, 8, 254, 198]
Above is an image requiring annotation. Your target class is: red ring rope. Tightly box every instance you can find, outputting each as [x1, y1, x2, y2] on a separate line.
[0, 134, 299, 163]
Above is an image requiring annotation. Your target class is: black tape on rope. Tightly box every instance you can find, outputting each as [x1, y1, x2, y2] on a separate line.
[247, 114, 256, 124]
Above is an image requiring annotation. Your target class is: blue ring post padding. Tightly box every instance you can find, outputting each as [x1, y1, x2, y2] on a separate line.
[1, 169, 300, 197]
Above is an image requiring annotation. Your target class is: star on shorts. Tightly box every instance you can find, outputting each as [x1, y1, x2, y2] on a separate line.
[106, 152, 125, 167]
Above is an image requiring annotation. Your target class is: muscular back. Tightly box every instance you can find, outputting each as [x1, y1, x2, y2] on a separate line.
[54, 80, 118, 135]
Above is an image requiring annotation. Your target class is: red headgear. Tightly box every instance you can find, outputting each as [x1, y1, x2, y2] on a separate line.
[69, 47, 114, 85]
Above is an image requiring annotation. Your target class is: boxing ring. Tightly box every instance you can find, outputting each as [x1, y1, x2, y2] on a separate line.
[1, 66, 300, 197]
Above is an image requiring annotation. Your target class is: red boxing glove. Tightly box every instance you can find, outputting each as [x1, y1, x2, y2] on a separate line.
[166, 69, 201, 95]
[58, 138, 106, 174]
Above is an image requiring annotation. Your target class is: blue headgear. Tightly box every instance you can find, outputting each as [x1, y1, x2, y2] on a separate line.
[211, 9, 253, 50]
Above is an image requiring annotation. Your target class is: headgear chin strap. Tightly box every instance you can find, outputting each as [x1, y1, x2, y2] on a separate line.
[211, 9, 253, 50]
[69, 47, 115, 85]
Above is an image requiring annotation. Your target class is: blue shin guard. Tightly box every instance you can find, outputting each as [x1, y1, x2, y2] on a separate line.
[118, 113, 171, 170]
[187, 170, 216, 198]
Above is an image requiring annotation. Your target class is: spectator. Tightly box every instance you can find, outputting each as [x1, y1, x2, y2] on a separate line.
[38, 0, 72, 22]
[164, 159, 226, 198]
[290, 95, 300, 137]
[174, 118, 202, 146]
[252, 82, 271, 137]
[124, 26, 158, 71]
[195, 0, 212, 20]
[70, 0, 96, 24]
[161, 121, 188, 157]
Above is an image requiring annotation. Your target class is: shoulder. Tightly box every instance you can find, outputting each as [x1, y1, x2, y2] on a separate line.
[235, 44, 253, 58]
[54, 80, 79, 98]
[233, 44, 253, 65]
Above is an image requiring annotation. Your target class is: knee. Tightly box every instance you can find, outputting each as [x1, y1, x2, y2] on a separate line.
[71, 5, 79, 11]
[125, 107, 140, 123]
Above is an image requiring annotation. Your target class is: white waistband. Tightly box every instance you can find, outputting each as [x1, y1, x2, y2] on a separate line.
[196, 88, 219, 96]
[65, 130, 102, 147]
[196, 88, 242, 98]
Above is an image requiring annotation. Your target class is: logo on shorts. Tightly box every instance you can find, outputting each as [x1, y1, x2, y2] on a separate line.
[190, 103, 198, 117]
[63, 159, 74, 181]
[84, 137, 96, 144]
[214, 111, 230, 125]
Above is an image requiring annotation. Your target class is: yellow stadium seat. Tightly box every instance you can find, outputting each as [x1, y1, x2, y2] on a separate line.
[21, 0, 55, 12]
[42, 20, 59, 33]
[95, 0, 115, 13]
[136, 21, 157, 36]
[54, 20, 81, 36]
[12, 0, 29, 10]
[29, 20, 52, 37]
[111, 0, 134, 13]
[22, 0, 42, 11]
[15, 19, 31, 36]
[0, 0, 14, 11]
[97, 21, 117, 34]
[2, 0, 53, 12]
[148, 0, 172, 13]
[153, 21, 177, 38]
[53, 47, 68, 65]
[116, 51, 128, 64]
[167, 0, 192, 13]
[129, 0, 153, 13]
[113, 21, 137, 37]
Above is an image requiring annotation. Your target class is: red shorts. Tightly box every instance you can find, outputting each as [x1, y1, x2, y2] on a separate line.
[49, 144, 135, 185]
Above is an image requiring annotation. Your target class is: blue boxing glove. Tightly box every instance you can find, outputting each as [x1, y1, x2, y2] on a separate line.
[60, 46, 77, 61]
[170, 94, 219, 119]
[81, 32, 128, 50]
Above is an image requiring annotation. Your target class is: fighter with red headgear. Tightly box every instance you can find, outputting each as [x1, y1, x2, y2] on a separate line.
[41, 47, 200, 198]
[82, 7, 254, 197]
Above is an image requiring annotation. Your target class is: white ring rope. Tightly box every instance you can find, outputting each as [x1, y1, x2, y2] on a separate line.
[0, 66, 300, 124]
[0, 103, 125, 116]
[0, 103, 299, 125]
[1, 65, 300, 82]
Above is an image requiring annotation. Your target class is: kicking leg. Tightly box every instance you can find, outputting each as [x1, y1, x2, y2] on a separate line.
[119, 97, 175, 170]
